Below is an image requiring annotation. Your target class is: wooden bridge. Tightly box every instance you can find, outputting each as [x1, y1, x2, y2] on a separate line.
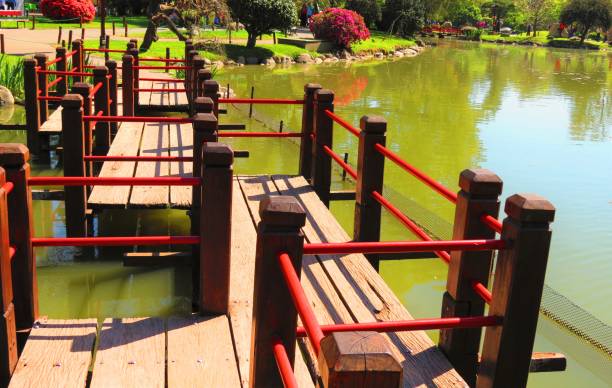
[0, 39, 566, 387]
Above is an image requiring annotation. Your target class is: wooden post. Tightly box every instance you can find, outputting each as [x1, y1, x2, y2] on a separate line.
[439, 169, 502, 386]
[72, 39, 83, 83]
[61, 95, 88, 237]
[203, 80, 220, 118]
[129, 38, 138, 49]
[67, 30, 73, 49]
[0, 167, 18, 386]
[112, 21, 116, 35]
[187, 50, 198, 105]
[104, 35, 110, 62]
[55, 47, 68, 97]
[106, 60, 118, 134]
[128, 48, 139, 111]
[0, 144, 38, 339]
[200, 143, 233, 314]
[122, 54, 134, 116]
[79, 16, 83, 29]
[249, 196, 306, 388]
[184, 40, 194, 99]
[311, 89, 334, 207]
[123, 17, 128, 37]
[318, 331, 402, 387]
[23, 59, 41, 155]
[81, 28, 85, 41]
[100, 0, 106, 41]
[299, 83, 322, 181]
[34, 54, 48, 123]
[71, 83, 93, 179]
[31, 15, 35, 30]
[191, 55, 205, 104]
[353, 116, 387, 271]
[165, 47, 170, 73]
[92, 66, 111, 154]
[0, 34, 4, 55]
[197, 69, 212, 100]
[476, 194, 555, 388]
[249, 86, 254, 118]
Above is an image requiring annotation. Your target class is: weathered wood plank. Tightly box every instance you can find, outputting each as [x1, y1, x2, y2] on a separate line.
[272, 175, 467, 387]
[9, 318, 97, 388]
[89, 317, 165, 388]
[39, 107, 63, 133]
[167, 315, 241, 387]
[88, 121, 144, 209]
[128, 122, 170, 208]
[169, 122, 192, 208]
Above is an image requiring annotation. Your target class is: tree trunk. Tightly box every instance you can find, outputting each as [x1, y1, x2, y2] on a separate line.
[580, 25, 590, 45]
[141, 0, 162, 51]
[247, 32, 257, 48]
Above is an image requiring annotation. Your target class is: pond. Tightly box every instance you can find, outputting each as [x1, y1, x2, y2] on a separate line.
[1, 40, 610, 386]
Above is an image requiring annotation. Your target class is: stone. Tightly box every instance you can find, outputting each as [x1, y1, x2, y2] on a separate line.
[296, 53, 313, 64]
[374, 52, 384, 59]
[237, 56, 246, 65]
[416, 39, 425, 47]
[323, 57, 337, 63]
[246, 56, 259, 65]
[273, 55, 282, 64]
[338, 50, 351, 59]
[203, 57, 212, 65]
[264, 58, 276, 66]
[0, 86, 15, 106]
[314, 57, 323, 64]
[214, 61, 224, 69]
[394, 51, 404, 57]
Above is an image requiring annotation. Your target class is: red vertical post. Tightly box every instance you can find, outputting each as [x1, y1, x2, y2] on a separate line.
[477, 194, 555, 388]
[199, 143, 233, 314]
[353, 116, 387, 271]
[299, 83, 321, 181]
[0, 144, 38, 345]
[34, 54, 48, 123]
[93, 66, 111, 154]
[439, 169, 502, 385]
[23, 59, 41, 155]
[122, 54, 134, 116]
[61, 95, 88, 238]
[55, 46, 68, 96]
[311, 89, 334, 207]
[249, 196, 306, 388]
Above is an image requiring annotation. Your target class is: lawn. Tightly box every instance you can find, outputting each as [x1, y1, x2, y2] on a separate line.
[130, 28, 277, 42]
[480, 31, 606, 49]
[352, 32, 416, 54]
[0, 16, 148, 30]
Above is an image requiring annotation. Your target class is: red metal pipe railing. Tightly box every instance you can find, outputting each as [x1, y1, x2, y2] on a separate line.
[219, 98, 304, 105]
[374, 143, 458, 203]
[82, 116, 192, 124]
[138, 77, 186, 83]
[1, 181, 14, 195]
[471, 280, 493, 304]
[139, 57, 188, 63]
[296, 315, 502, 337]
[272, 337, 298, 388]
[46, 76, 64, 90]
[134, 65, 192, 70]
[28, 177, 201, 186]
[278, 252, 324, 356]
[481, 214, 503, 234]
[323, 145, 357, 179]
[31, 235, 200, 247]
[324, 110, 360, 137]
[45, 56, 63, 67]
[218, 132, 303, 138]
[83, 155, 193, 162]
[89, 82, 103, 98]
[83, 48, 127, 53]
[303, 239, 507, 255]
[8, 246, 16, 261]
[372, 190, 451, 263]
[134, 88, 186, 93]
[64, 49, 78, 58]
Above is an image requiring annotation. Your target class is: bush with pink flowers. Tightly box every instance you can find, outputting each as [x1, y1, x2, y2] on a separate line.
[40, 0, 96, 22]
[309, 8, 370, 48]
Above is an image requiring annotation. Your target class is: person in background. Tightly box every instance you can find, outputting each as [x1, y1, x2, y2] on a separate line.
[306, 2, 314, 25]
[0, 0, 5, 10]
[300, 3, 308, 27]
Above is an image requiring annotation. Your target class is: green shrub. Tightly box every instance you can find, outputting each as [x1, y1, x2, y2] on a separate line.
[227, 0, 297, 48]
[380, 0, 426, 38]
[0, 55, 24, 102]
[447, 0, 482, 26]
[345, 0, 382, 28]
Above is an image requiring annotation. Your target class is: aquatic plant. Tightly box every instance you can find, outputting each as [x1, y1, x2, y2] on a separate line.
[310, 8, 371, 48]
[0, 55, 24, 102]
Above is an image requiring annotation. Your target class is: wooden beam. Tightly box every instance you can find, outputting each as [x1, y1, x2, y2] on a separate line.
[218, 124, 246, 130]
[31, 189, 64, 201]
[329, 190, 356, 201]
[477, 352, 566, 373]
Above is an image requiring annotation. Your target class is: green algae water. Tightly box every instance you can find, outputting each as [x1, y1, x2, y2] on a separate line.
[1, 40, 611, 386]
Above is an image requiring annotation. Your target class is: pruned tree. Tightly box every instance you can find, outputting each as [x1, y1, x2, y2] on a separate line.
[227, 0, 297, 48]
[560, 0, 611, 44]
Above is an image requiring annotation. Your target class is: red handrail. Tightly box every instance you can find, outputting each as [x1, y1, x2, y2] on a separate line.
[471, 280, 493, 304]
[139, 57, 188, 63]
[45, 56, 63, 67]
[134, 88, 186, 93]
[324, 110, 360, 137]
[219, 98, 304, 105]
[28, 177, 201, 186]
[83, 155, 193, 162]
[89, 82, 103, 98]
[82, 116, 192, 124]
[134, 65, 192, 70]
[323, 145, 357, 179]
[271, 337, 298, 388]
[31, 235, 200, 247]
[83, 48, 127, 53]
[8, 246, 16, 261]
[278, 252, 324, 356]
[46, 76, 63, 90]
[37, 96, 62, 101]
[303, 239, 507, 255]
[138, 78, 186, 83]
[296, 315, 502, 336]
[481, 214, 502, 233]
[218, 132, 302, 138]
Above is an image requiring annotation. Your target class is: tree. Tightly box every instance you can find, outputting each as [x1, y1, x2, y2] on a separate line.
[447, 0, 482, 26]
[560, 0, 611, 44]
[227, 0, 297, 48]
[481, 0, 516, 30]
[380, 0, 426, 37]
[345, 0, 382, 27]
[518, 0, 557, 35]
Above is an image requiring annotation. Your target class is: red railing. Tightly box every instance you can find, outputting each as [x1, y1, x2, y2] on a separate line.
[218, 132, 302, 138]
[31, 235, 200, 247]
[325, 109, 360, 137]
[271, 336, 299, 388]
[28, 176, 201, 186]
[323, 145, 357, 179]
[219, 98, 304, 105]
[302, 239, 506, 255]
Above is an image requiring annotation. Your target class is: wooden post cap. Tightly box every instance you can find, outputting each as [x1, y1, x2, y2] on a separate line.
[61, 94, 83, 108]
[305, 83, 322, 94]
[105, 60, 117, 70]
[192, 113, 217, 132]
[126, 42, 136, 49]
[92, 66, 108, 75]
[314, 89, 334, 102]
[202, 143, 233, 166]
[23, 57, 36, 66]
[0, 143, 30, 166]
[505, 194, 555, 223]
[56, 46, 66, 54]
[203, 80, 219, 94]
[198, 69, 212, 80]
[34, 53, 47, 62]
[194, 97, 214, 113]
[459, 169, 503, 196]
[318, 331, 402, 386]
[122, 54, 133, 63]
[259, 196, 306, 228]
[193, 55, 205, 66]
[360, 116, 387, 133]
[185, 38, 193, 45]
[71, 82, 90, 94]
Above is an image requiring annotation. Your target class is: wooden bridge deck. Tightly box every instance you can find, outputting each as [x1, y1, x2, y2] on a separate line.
[11, 174, 465, 387]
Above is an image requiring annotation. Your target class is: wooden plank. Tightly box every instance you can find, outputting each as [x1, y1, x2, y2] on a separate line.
[167, 315, 241, 387]
[88, 121, 144, 209]
[39, 107, 63, 133]
[9, 318, 97, 388]
[169, 122, 192, 208]
[272, 175, 467, 387]
[128, 122, 170, 208]
[122, 251, 191, 266]
[89, 317, 165, 388]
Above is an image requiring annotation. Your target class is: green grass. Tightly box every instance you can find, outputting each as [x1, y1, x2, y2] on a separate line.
[351, 32, 416, 54]
[480, 31, 606, 49]
[84, 39, 224, 62]
[131, 28, 277, 41]
[0, 16, 148, 30]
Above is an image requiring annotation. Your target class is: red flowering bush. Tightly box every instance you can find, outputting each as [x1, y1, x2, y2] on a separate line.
[309, 8, 370, 48]
[40, 0, 96, 22]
